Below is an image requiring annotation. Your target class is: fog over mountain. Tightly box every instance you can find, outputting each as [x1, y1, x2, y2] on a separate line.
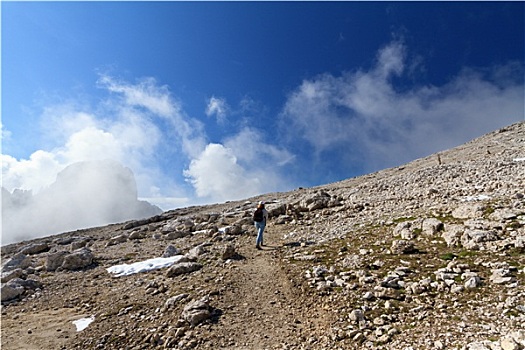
[1, 160, 161, 245]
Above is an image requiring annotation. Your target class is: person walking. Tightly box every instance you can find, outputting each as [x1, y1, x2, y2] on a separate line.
[253, 201, 269, 250]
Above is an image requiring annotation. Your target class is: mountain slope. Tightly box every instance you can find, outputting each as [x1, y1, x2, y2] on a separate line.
[1, 122, 524, 350]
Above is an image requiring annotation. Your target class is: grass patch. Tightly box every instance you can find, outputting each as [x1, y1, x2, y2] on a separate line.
[457, 250, 478, 258]
[506, 247, 525, 257]
[393, 217, 416, 224]
[507, 220, 522, 230]
[433, 214, 461, 224]
[483, 206, 495, 216]
[440, 253, 456, 261]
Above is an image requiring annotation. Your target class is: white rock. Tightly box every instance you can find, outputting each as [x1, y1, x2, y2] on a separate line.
[349, 309, 365, 323]
[500, 336, 521, 350]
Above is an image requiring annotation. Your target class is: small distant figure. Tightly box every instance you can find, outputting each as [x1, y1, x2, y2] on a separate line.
[253, 201, 269, 250]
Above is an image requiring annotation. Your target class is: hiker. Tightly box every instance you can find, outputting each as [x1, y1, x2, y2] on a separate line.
[253, 201, 269, 250]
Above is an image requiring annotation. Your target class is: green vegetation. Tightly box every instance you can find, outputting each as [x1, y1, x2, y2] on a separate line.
[457, 250, 478, 258]
[392, 216, 417, 224]
[482, 205, 495, 217]
[507, 220, 522, 230]
[440, 253, 456, 261]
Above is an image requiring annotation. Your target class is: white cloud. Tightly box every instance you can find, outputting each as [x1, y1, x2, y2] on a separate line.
[1, 151, 62, 192]
[205, 96, 229, 123]
[183, 127, 295, 202]
[184, 143, 262, 201]
[98, 74, 207, 159]
[2, 107, 162, 195]
[223, 127, 295, 166]
[98, 75, 177, 118]
[375, 39, 405, 78]
[281, 39, 524, 172]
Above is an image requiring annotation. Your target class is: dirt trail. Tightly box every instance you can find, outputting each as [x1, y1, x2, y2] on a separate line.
[207, 227, 330, 349]
[1, 307, 84, 350]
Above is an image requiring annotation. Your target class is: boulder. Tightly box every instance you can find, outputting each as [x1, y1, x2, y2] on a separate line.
[46, 248, 94, 272]
[464, 276, 482, 289]
[349, 309, 365, 323]
[181, 297, 212, 326]
[422, 218, 444, 236]
[393, 221, 416, 240]
[45, 251, 69, 271]
[71, 238, 90, 250]
[441, 225, 464, 247]
[106, 234, 128, 246]
[452, 203, 486, 219]
[61, 248, 94, 270]
[220, 225, 243, 235]
[461, 230, 499, 250]
[162, 245, 181, 258]
[1, 268, 24, 283]
[2, 254, 32, 272]
[1, 278, 42, 302]
[165, 231, 191, 240]
[18, 243, 50, 255]
[490, 209, 519, 221]
[166, 262, 202, 278]
[298, 192, 332, 212]
[391, 240, 416, 254]
[374, 286, 404, 300]
[1, 282, 25, 302]
[162, 293, 189, 312]
[186, 245, 206, 260]
[500, 337, 521, 350]
[221, 244, 236, 260]
[128, 230, 144, 240]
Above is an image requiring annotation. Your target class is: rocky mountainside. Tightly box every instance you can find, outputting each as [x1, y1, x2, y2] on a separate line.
[2, 121, 524, 350]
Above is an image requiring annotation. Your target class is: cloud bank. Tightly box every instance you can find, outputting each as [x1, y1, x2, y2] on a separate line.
[2, 160, 161, 245]
[280, 39, 524, 173]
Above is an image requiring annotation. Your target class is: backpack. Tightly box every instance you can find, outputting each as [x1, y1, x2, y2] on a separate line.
[253, 208, 264, 222]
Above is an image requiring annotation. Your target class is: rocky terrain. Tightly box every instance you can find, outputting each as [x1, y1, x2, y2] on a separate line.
[2, 121, 524, 350]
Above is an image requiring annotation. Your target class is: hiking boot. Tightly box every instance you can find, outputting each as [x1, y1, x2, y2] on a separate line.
[256, 245, 262, 250]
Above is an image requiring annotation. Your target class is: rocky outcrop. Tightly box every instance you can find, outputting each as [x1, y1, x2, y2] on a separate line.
[45, 248, 94, 271]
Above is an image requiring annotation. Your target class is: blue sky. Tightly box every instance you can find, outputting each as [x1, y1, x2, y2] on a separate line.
[2, 1, 524, 210]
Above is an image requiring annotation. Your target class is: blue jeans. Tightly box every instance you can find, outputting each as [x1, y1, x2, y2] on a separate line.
[255, 221, 266, 246]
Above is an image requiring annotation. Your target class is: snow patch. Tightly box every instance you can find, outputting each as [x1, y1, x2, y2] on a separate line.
[513, 157, 525, 162]
[107, 255, 185, 277]
[73, 316, 95, 332]
[463, 195, 491, 202]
